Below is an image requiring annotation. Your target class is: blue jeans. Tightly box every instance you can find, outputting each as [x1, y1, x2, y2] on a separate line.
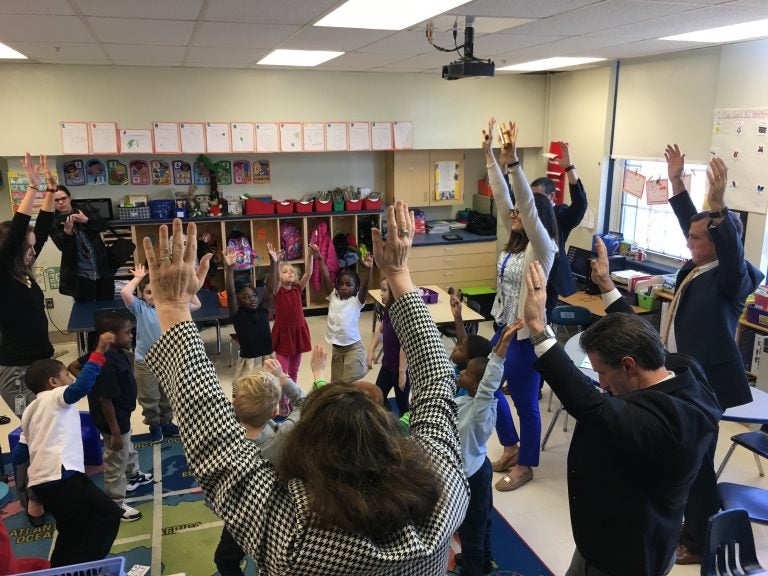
[491, 325, 541, 467]
[457, 457, 493, 576]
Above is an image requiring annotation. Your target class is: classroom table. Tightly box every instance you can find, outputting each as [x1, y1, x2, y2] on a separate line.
[559, 290, 649, 316]
[722, 387, 768, 424]
[564, 332, 598, 382]
[368, 285, 484, 326]
[67, 289, 229, 356]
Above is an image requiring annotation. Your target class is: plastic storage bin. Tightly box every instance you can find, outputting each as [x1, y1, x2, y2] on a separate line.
[149, 200, 174, 219]
[637, 293, 656, 311]
[15, 556, 126, 576]
[118, 205, 150, 220]
[418, 287, 438, 304]
[332, 200, 345, 212]
[274, 200, 294, 214]
[245, 199, 274, 215]
[363, 197, 382, 210]
[746, 304, 768, 327]
[294, 200, 313, 213]
[345, 199, 362, 211]
[314, 199, 332, 212]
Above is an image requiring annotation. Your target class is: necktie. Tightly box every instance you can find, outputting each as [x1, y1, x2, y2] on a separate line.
[661, 266, 700, 346]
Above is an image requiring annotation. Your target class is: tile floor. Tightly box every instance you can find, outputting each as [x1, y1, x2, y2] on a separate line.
[2, 311, 767, 575]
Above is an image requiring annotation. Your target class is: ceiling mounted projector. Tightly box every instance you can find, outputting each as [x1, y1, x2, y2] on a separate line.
[429, 16, 495, 80]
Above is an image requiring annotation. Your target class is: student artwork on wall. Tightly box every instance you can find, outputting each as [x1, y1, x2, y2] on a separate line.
[180, 122, 205, 154]
[233, 160, 251, 184]
[231, 122, 254, 152]
[279, 123, 302, 152]
[622, 168, 646, 199]
[325, 122, 348, 151]
[253, 160, 270, 184]
[63, 160, 85, 186]
[214, 160, 232, 185]
[393, 121, 414, 149]
[255, 123, 279, 153]
[130, 160, 150, 185]
[205, 122, 231, 154]
[89, 122, 118, 154]
[120, 129, 153, 154]
[8, 161, 59, 215]
[173, 160, 192, 186]
[86, 159, 107, 185]
[645, 178, 669, 205]
[371, 122, 393, 150]
[348, 122, 370, 151]
[153, 122, 180, 153]
[711, 108, 768, 213]
[60, 122, 89, 155]
[303, 123, 325, 151]
[151, 160, 171, 186]
[107, 160, 129, 185]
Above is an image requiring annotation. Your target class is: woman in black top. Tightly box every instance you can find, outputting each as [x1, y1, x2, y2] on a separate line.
[50, 185, 114, 302]
[0, 154, 56, 415]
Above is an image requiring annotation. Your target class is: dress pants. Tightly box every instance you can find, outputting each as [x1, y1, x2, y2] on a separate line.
[457, 458, 493, 576]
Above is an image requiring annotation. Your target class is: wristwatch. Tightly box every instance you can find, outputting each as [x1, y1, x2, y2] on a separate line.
[529, 325, 556, 346]
[708, 206, 728, 218]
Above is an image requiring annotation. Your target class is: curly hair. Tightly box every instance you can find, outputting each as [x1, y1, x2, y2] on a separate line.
[275, 382, 441, 540]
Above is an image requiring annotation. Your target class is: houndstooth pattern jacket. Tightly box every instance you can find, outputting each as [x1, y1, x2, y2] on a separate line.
[146, 291, 469, 575]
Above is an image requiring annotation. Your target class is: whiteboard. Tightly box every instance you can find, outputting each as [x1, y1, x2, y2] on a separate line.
[711, 108, 768, 214]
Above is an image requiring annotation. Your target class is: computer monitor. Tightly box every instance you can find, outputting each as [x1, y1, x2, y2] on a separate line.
[567, 246, 595, 283]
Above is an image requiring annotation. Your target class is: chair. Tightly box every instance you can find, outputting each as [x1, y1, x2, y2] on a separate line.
[438, 298, 483, 343]
[717, 424, 768, 480]
[701, 508, 768, 575]
[718, 482, 768, 524]
[541, 305, 592, 451]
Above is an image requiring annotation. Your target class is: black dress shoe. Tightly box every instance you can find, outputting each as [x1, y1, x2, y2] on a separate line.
[675, 543, 701, 565]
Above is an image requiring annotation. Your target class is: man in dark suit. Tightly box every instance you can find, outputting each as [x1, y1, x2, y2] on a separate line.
[522, 261, 720, 576]
[504, 141, 588, 318]
[590, 148, 764, 565]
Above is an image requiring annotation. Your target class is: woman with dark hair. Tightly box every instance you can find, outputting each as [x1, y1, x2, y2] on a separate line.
[142, 205, 468, 575]
[50, 185, 114, 302]
[0, 153, 56, 417]
[482, 119, 558, 492]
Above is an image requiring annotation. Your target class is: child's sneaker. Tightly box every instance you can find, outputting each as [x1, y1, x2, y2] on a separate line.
[118, 501, 142, 522]
[161, 422, 180, 437]
[126, 471, 154, 492]
[148, 424, 163, 444]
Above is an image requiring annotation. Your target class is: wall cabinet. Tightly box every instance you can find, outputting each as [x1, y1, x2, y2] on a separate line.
[116, 211, 382, 311]
[385, 150, 465, 207]
[408, 241, 496, 292]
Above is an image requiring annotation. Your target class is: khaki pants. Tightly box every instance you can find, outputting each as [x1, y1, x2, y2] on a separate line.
[330, 341, 367, 385]
[135, 360, 172, 426]
[101, 430, 138, 502]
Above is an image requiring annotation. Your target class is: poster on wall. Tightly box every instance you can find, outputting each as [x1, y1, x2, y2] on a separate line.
[86, 159, 107, 185]
[7, 159, 59, 215]
[63, 160, 85, 186]
[46, 267, 60, 290]
[711, 108, 768, 213]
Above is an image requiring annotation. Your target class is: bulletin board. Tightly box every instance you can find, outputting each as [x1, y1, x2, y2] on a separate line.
[711, 108, 768, 214]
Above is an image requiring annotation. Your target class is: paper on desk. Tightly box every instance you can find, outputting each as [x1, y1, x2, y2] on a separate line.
[580, 356, 593, 370]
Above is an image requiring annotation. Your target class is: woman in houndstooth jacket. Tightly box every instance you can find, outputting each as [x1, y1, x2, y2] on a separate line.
[143, 203, 469, 575]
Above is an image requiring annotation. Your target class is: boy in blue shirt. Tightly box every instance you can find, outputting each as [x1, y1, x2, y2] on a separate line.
[454, 321, 520, 576]
[14, 332, 121, 567]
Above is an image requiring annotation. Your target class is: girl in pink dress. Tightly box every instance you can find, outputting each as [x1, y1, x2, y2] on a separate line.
[268, 242, 313, 414]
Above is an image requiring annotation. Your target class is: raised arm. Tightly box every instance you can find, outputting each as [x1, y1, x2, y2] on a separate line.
[0, 154, 44, 270]
[62, 332, 113, 404]
[266, 242, 281, 297]
[483, 118, 514, 232]
[357, 254, 374, 304]
[372, 202, 464, 475]
[449, 292, 468, 344]
[222, 250, 239, 316]
[33, 155, 56, 254]
[298, 247, 314, 291]
[554, 142, 588, 232]
[665, 144, 697, 237]
[120, 264, 146, 308]
[309, 243, 334, 295]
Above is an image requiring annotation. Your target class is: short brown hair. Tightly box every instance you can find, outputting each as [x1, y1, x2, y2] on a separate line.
[233, 368, 281, 428]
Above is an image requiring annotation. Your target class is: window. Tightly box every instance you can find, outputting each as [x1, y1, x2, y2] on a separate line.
[616, 158, 708, 260]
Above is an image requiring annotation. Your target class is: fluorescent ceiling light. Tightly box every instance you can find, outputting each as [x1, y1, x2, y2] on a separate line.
[498, 57, 605, 72]
[257, 49, 344, 67]
[315, 0, 471, 31]
[660, 19, 768, 43]
[0, 42, 27, 59]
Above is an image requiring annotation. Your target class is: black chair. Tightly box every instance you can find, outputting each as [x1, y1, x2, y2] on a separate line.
[541, 305, 592, 450]
[438, 298, 482, 343]
[701, 508, 768, 575]
[717, 424, 768, 480]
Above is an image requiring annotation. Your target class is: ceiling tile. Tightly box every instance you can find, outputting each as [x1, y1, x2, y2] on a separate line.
[2, 41, 106, 60]
[281, 26, 391, 52]
[472, 32, 565, 57]
[103, 43, 187, 63]
[358, 30, 443, 55]
[37, 57, 111, 64]
[193, 21, 299, 49]
[316, 52, 411, 71]
[0, 14, 93, 42]
[184, 46, 266, 67]
[450, 0, 603, 20]
[202, 0, 338, 25]
[0, 0, 75, 15]
[493, 34, 635, 63]
[74, 0, 204, 19]
[88, 17, 195, 45]
[587, 39, 699, 58]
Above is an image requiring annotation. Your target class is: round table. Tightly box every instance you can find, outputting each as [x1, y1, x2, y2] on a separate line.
[564, 332, 597, 382]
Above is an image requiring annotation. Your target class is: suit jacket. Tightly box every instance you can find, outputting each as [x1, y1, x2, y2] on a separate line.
[50, 203, 111, 298]
[508, 177, 587, 298]
[666, 192, 764, 409]
[534, 344, 720, 576]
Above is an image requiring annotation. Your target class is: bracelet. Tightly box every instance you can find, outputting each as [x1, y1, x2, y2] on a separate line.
[313, 378, 327, 389]
[564, 164, 576, 173]
[45, 188, 55, 193]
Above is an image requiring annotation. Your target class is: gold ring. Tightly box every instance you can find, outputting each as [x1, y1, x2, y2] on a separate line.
[158, 256, 171, 263]
[533, 285, 541, 290]
[398, 228, 410, 238]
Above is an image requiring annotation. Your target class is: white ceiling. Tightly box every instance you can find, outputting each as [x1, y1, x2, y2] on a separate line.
[1, 0, 767, 72]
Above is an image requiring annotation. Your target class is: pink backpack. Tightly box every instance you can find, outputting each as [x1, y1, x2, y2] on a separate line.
[280, 222, 302, 261]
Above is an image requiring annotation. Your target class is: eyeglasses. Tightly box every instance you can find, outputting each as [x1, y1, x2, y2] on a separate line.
[53, 197, 69, 203]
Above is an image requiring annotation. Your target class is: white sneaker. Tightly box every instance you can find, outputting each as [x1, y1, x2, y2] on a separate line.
[118, 501, 142, 522]
[126, 471, 154, 492]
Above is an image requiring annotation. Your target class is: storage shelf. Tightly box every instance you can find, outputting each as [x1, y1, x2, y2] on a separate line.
[740, 318, 768, 333]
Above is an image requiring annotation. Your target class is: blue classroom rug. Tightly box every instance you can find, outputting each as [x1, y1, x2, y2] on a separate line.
[2, 432, 554, 576]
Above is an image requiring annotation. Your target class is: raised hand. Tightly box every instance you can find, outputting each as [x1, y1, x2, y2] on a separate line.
[554, 141, 572, 168]
[522, 261, 548, 334]
[498, 121, 519, 166]
[266, 242, 281, 262]
[707, 156, 727, 211]
[41, 155, 56, 190]
[664, 143, 686, 195]
[63, 215, 75, 235]
[361, 253, 374, 269]
[22, 152, 42, 189]
[96, 332, 116, 354]
[493, 318, 525, 358]
[371, 201, 414, 299]
[481, 117, 496, 156]
[131, 263, 146, 280]
[308, 243, 321, 259]
[589, 236, 614, 293]
[263, 358, 285, 379]
[310, 344, 328, 379]
[222, 248, 238, 268]
[450, 295, 463, 320]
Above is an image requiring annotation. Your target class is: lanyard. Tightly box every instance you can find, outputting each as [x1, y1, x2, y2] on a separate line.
[499, 252, 513, 281]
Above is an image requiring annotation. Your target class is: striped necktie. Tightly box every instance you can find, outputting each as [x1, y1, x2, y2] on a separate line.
[661, 266, 700, 347]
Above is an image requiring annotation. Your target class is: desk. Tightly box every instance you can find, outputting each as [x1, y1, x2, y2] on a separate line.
[67, 290, 229, 356]
[368, 285, 484, 326]
[564, 332, 598, 381]
[722, 387, 768, 424]
[559, 291, 649, 316]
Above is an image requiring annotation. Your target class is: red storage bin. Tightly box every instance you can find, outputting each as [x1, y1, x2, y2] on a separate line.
[363, 197, 382, 210]
[245, 199, 275, 215]
[274, 200, 294, 214]
[295, 200, 313, 213]
[314, 199, 332, 212]
[345, 199, 362, 211]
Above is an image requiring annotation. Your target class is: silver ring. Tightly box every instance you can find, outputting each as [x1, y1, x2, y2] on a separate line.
[158, 256, 171, 263]
[398, 228, 410, 238]
[533, 285, 541, 291]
